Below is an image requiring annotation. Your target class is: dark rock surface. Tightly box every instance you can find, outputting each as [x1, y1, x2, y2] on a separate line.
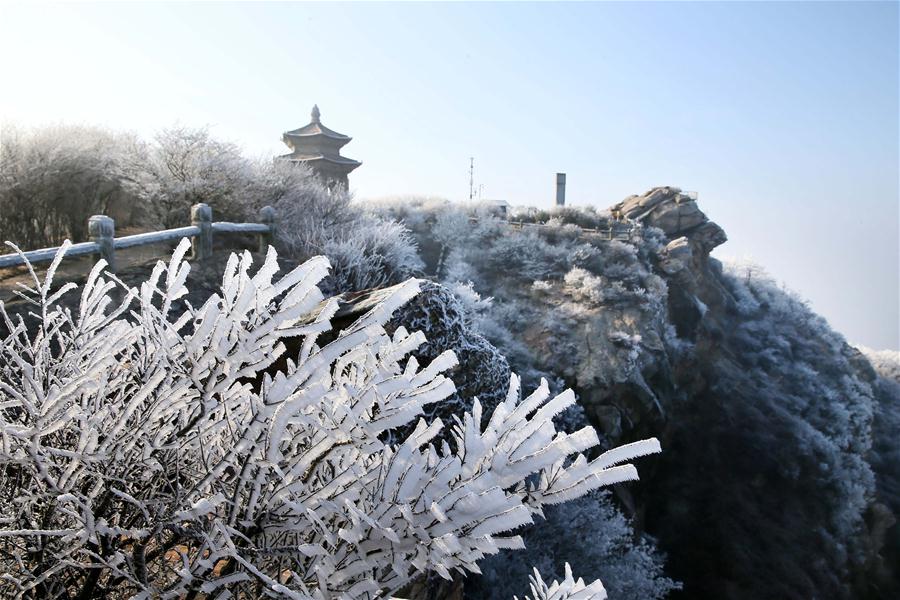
[401, 187, 896, 599]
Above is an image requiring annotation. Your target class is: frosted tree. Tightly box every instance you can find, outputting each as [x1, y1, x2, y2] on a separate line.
[0, 124, 146, 248]
[134, 125, 258, 227]
[0, 239, 659, 599]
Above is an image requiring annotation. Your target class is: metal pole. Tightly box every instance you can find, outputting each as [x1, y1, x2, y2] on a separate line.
[469, 157, 474, 201]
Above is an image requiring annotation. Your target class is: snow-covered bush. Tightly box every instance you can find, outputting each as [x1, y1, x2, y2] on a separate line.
[859, 346, 900, 596]
[859, 347, 900, 383]
[258, 161, 357, 254]
[0, 124, 145, 248]
[470, 492, 678, 600]
[506, 205, 613, 230]
[320, 218, 424, 295]
[563, 268, 606, 304]
[531, 280, 554, 294]
[256, 164, 423, 294]
[0, 240, 660, 599]
[364, 196, 450, 232]
[484, 230, 571, 282]
[133, 125, 260, 227]
[515, 564, 609, 600]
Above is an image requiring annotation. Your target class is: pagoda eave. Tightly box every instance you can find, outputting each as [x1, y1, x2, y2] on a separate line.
[282, 125, 351, 141]
[283, 132, 352, 150]
[280, 154, 361, 170]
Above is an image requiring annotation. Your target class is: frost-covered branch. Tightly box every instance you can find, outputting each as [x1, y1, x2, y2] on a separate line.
[0, 239, 659, 598]
[517, 563, 607, 600]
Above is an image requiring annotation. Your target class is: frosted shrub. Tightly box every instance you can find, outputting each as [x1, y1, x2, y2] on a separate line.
[262, 161, 358, 255]
[0, 240, 659, 599]
[265, 166, 423, 294]
[506, 205, 612, 230]
[0, 124, 145, 248]
[485, 231, 570, 282]
[321, 218, 424, 294]
[432, 208, 473, 248]
[515, 564, 608, 600]
[366, 196, 451, 231]
[136, 125, 259, 227]
[531, 280, 553, 294]
[447, 281, 494, 317]
[471, 492, 678, 600]
[440, 249, 479, 288]
[563, 268, 605, 304]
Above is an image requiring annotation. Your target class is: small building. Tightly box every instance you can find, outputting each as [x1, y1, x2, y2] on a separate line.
[484, 199, 510, 218]
[280, 105, 361, 189]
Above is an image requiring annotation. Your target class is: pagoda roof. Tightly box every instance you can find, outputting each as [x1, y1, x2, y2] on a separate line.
[280, 153, 362, 168]
[283, 105, 352, 141]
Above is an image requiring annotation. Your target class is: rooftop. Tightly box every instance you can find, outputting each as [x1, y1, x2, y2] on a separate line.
[279, 153, 362, 167]
[283, 105, 352, 141]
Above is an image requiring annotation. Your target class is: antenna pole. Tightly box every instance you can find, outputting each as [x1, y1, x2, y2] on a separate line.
[468, 157, 474, 201]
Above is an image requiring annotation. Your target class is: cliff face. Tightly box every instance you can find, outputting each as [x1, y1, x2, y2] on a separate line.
[611, 190, 887, 599]
[388, 188, 896, 599]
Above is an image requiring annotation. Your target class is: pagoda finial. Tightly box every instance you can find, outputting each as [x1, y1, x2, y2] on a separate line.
[311, 104, 321, 123]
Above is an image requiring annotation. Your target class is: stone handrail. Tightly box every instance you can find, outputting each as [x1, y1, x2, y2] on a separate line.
[0, 203, 276, 273]
[467, 216, 634, 241]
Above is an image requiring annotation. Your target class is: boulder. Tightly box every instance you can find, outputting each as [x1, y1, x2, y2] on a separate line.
[613, 187, 725, 249]
[692, 221, 728, 252]
[659, 236, 693, 275]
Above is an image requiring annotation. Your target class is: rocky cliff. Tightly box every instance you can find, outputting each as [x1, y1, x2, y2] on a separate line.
[382, 187, 898, 599]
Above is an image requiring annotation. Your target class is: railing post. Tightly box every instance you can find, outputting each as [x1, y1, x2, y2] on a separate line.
[191, 203, 212, 260]
[88, 215, 116, 272]
[258, 205, 277, 254]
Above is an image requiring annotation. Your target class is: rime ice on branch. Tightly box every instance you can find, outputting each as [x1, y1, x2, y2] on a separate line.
[0, 239, 659, 599]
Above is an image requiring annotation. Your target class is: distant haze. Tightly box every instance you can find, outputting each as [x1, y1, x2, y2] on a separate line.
[1, 1, 897, 349]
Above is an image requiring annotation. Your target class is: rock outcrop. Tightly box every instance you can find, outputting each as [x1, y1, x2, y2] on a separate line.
[614, 187, 726, 248]
[395, 187, 894, 600]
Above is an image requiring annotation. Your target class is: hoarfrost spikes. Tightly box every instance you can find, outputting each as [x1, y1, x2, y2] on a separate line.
[516, 563, 608, 600]
[0, 241, 659, 598]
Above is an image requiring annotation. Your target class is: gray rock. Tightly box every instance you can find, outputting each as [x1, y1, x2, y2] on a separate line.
[613, 187, 725, 248]
[692, 221, 728, 252]
[659, 236, 693, 275]
[592, 404, 623, 440]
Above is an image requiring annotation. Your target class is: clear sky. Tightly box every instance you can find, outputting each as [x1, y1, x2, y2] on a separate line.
[1, 1, 898, 349]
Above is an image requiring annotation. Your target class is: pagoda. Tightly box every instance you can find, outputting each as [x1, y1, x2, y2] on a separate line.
[279, 105, 361, 188]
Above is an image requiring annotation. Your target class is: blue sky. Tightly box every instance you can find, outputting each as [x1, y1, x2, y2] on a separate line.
[1, 1, 898, 349]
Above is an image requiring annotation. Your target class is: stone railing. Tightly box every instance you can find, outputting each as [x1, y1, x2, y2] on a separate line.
[0, 203, 276, 273]
[468, 216, 634, 241]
